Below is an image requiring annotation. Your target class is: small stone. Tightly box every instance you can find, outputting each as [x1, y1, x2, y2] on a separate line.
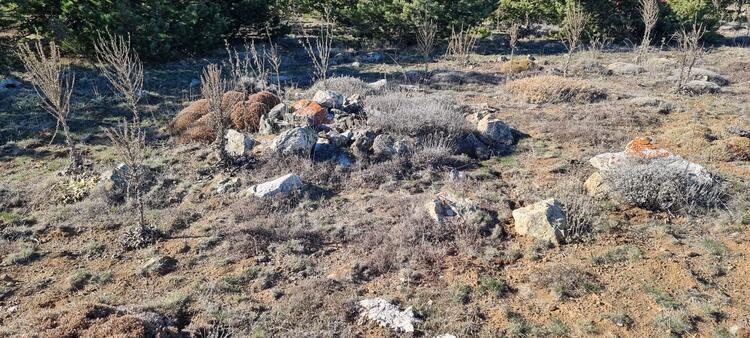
[606, 62, 645, 75]
[98, 163, 129, 202]
[141, 256, 178, 276]
[313, 139, 339, 162]
[476, 114, 514, 152]
[682, 80, 721, 94]
[224, 129, 255, 158]
[247, 174, 303, 198]
[512, 199, 567, 244]
[359, 298, 419, 333]
[456, 133, 491, 160]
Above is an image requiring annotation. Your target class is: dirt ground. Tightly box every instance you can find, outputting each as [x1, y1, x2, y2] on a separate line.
[1, 30, 750, 338]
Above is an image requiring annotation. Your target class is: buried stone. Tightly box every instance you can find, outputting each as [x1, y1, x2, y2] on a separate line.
[359, 298, 420, 333]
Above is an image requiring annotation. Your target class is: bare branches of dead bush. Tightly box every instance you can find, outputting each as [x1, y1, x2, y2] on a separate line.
[445, 25, 477, 65]
[16, 39, 81, 171]
[201, 64, 229, 164]
[562, 1, 588, 76]
[94, 32, 143, 119]
[675, 22, 705, 92]
[637, 0, 660, 63]
[508, 22, 520, 60]
[415, 14, 437, 72]
[95, 33, 153, 245]
[301, 8, 333, 82]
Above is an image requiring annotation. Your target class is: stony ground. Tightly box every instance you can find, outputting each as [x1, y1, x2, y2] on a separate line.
[1, 31, 750, 338]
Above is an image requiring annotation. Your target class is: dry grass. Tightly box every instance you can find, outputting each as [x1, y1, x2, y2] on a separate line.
[507, 75, 606, 104]
[562, 1, 588, 75]
[366, 91, 470, 136]
[500, 58, 537, 74]
[304, 76, 376, 98]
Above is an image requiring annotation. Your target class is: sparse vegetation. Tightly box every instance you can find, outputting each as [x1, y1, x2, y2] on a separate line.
[507, 75, 607, 104]
[366, 92, 470, 136]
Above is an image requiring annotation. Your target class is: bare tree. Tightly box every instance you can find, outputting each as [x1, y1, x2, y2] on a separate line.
[94, 33, 153, 247]
[675, 22, 706, 91]
[508, 22, 521, 60]
[301, 8, 333, 82]
[265, 33, 283, 92]
[201, 64, 229, 164]
[415, 14, 437, 73]
[16, 40, 80, 171]
[445, 25, 477, 65]
[638, 0, 660, 62]
[562, 1, 588, 76]
[95, 33, 144, 121]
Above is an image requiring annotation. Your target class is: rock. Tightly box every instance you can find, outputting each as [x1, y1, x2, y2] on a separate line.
[224, 129, 255, 158]
[343, 94, 363, 114]
[425, 194, 459, 224]
[628, 97, 674, 114]
[363, 52, 383, 63]
[682, 80, 721, 94]
[248, 174, 303, 198]
[606, 62, 645, 75]
[98, 163, 129, 202]
[215, 177, 240, 194]
[259, 103, 290, 135]
[141, 256, 177, 276]
[270, 127, 317, 156]
[326, 130, 352, 147]
[476, 114, 514, 152]
[293, 100, 328, 126]
[512, 199, 567, 244]
[372, 134, 397, 158]
[456, 133, 491, 160]
[584, 172, 610, 198]
[368, 79, 388, 91]
[351, 128, 376, 156]
[727, 125, 750, 138]
[337, 153, 354, 168]
[312, 90, 345, 109]
[351, 61, 361, 68]
[673, 68, 729, 86]
[313, 139, 339, 162]
[359, 298, 419, 333]
[0, 77, 21, 93]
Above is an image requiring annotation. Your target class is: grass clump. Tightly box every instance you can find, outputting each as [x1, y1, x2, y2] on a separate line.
[3, 244, 38, 265]
[478, 277, 510, 297]
[67, 269, 92, 291]
[530, 265, 602, 300]
[592, 245, 642, 265]
[366, 91, 470, 136]
[507, 75, 606, 104]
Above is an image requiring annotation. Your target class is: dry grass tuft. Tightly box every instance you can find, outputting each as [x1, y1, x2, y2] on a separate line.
[230, 101, 267, 132]
[304, 76, 376, 98]
[500, 58, 538, 74]
[366, 91, 470, 136]
[507, 75, 606, 104]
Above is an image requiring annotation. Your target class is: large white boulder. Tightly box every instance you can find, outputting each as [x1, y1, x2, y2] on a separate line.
[247, 174, 303, 198]
[312, 90, 345, 109]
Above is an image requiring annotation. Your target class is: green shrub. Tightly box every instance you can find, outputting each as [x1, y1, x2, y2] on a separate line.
[11, 0, 286, 60]
[300, 0, 497, 41]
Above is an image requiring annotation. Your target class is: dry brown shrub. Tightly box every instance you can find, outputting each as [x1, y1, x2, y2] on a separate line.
[709, 136, 750, 161]
[169, 99, 209, 134]
[230, 101, 267, 132]
[507, 75, 606, 104]
[180, 119, 215, 143]
[500, 58, 537, 74]
[82, 315, 149, 337]
[248, 90, 281, 109]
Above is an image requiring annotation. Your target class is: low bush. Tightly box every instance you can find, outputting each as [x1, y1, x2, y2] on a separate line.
[530, 265, 602, 300]
[366, 92, 470, 136]
[507, 75, 607, 104]
[603, 158, 727, 214]
[304, 76, 378, 99]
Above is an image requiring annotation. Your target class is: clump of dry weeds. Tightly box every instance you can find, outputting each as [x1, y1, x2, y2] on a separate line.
[507, 75, 606, 104]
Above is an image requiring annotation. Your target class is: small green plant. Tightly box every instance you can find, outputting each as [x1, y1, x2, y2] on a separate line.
[699, 239, 730, 258]
[547, 318, 570, 337]
[654, 311, 695, 336]
[644, 285, 682, 309]
[579, 320, 599, 334]
[592, 245, 642, 265]
[603, 312, 634, 328]
[478, 277, 510, 297]
[3, 245, 38, 265]
[67, 269, 92, 291]
[453, 284, 473, 304]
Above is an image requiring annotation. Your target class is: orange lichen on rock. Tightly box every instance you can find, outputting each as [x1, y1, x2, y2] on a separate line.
[291, 99, 313, 111]
[624, 137, 672, 159]
[293, 100, 327, 126]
